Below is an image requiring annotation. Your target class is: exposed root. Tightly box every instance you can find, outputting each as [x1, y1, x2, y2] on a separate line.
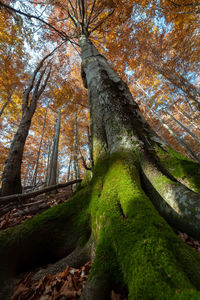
[33, 243, 92, 281]
[141, 153, 200, 239]
[80, 275, 111, 300]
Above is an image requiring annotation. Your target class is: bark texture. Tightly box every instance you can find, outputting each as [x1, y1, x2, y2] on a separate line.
[32, 105, 49, 187]
[47, 108, 61, 186]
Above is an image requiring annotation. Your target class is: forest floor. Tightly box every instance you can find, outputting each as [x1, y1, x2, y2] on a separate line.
[0, 187, 200, 299]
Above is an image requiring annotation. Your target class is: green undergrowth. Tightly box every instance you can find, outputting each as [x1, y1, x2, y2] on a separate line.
[0, 186, 91, 285]
[155, 145, 200, 192]
[88, 151, 200, 299]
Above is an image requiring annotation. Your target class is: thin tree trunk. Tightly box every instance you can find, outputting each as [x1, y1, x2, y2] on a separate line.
[165, 110, 200, 146]
[67, 155, 72, 182]
[145, 101, 200, 162]
[134, 82, 200, 161]
[141, 58, 200, 110]
[175, 104, 200, 130]
[86, 125, 94, 171]
[44, 140, 52, 186]
[73, 113, 80, 188]
[47, 108, 61, 186]
[32, 105, 49, 187]
[0, 92, 13, 118]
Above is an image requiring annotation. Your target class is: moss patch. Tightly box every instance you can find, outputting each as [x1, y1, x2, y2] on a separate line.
[0, 186, 91, 285]
[88, 152, 200, 299]
[155, 145, 200, 193]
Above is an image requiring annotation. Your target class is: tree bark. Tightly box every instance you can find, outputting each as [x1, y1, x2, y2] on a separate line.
[32, 105, 49, 187]
[134, 81, 200, 161]
[144, 101, 200, 162]
[67, 155, 72, 181]
[79, 34, 200, 239]
[47, 108, 61, 186]
[165, 110, 200, 146]
[73, 114, 80, 181]
[175, 104, 200, 130]
[0, 92, 13, 118]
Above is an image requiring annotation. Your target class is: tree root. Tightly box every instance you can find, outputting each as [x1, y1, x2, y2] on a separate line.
[33, 242, 92, 281]
[0, 186, 91, 286]
[80, 275, 111, 300]
[1, 152, 200, 299]
[141, 153, 200, 240]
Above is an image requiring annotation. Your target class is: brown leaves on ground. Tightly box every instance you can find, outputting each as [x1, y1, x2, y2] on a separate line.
[0, 186, 72, 230]
[11, 262, 92, 300]
[178, 231, 200, 253]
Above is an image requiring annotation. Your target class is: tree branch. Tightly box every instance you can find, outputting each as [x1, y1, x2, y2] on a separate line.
[0, 1, 69, 40]
[0, 179, 82, 205]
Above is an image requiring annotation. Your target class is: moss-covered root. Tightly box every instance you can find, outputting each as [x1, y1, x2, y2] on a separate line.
[155, 145, 200, 193]
[80, 275, 111, 300]
[141, 153, 200, 240]
[84, 152, 200, 299]
[0, 187, 91, 286]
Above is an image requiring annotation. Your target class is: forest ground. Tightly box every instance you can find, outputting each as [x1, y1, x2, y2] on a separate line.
[1, 187, 200, 300]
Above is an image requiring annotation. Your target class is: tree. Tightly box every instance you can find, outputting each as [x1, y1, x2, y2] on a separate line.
[47, 108, 61, 187]
[73, 113, 80, 187]
[31, 105, 49, 187]
[0, 1, 200, 298]
[1, 52, 52, 196]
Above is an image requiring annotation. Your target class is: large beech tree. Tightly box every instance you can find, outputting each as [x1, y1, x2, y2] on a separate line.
[0, 1, 200, 299]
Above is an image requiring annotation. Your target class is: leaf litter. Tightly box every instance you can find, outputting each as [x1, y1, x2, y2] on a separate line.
[0, 186, 199, 299]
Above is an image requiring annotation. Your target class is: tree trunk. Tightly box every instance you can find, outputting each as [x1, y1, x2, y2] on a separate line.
[1, 111, 34, 196]
[1, 35, 200, 299]
[87, 125, 94, 171]
[32, 105, 49, 187]
[67, 155, 72, 182]
[73, 113, 80, 188]
[141, 58, 200, 111]
[137, 88, 200, 162]
[175, 104, 200, 130]
[47, 108, 61, 186]
[1, 53, 52, 196]
[44, 140, 52, 186]
[165, 110, 200, 146]
[0, 92, 13, 118]
[148, 104, 200, 162]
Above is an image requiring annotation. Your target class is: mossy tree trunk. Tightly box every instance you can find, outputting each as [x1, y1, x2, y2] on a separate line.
[1, 35, 200, 299]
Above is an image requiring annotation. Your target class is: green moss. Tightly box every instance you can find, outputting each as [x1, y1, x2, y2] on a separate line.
[155, 145, 200, 193]
[1, 150, 200, 298]
[87, 152, 200, 299]
[0, 186, 91, 285]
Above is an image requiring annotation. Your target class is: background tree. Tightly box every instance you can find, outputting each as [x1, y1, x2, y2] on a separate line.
[1, 52, 52, 196]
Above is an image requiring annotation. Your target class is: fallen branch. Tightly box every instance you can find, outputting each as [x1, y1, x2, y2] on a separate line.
[0, 179, 82, 205]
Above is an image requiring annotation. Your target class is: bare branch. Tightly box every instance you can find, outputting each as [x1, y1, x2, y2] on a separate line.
[87, 0, 96, 27]
[0, 1, 70, 40]
[167, 0, 200, 7]
[89, 9, 115, 34]
[22, 44, 62, 111]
